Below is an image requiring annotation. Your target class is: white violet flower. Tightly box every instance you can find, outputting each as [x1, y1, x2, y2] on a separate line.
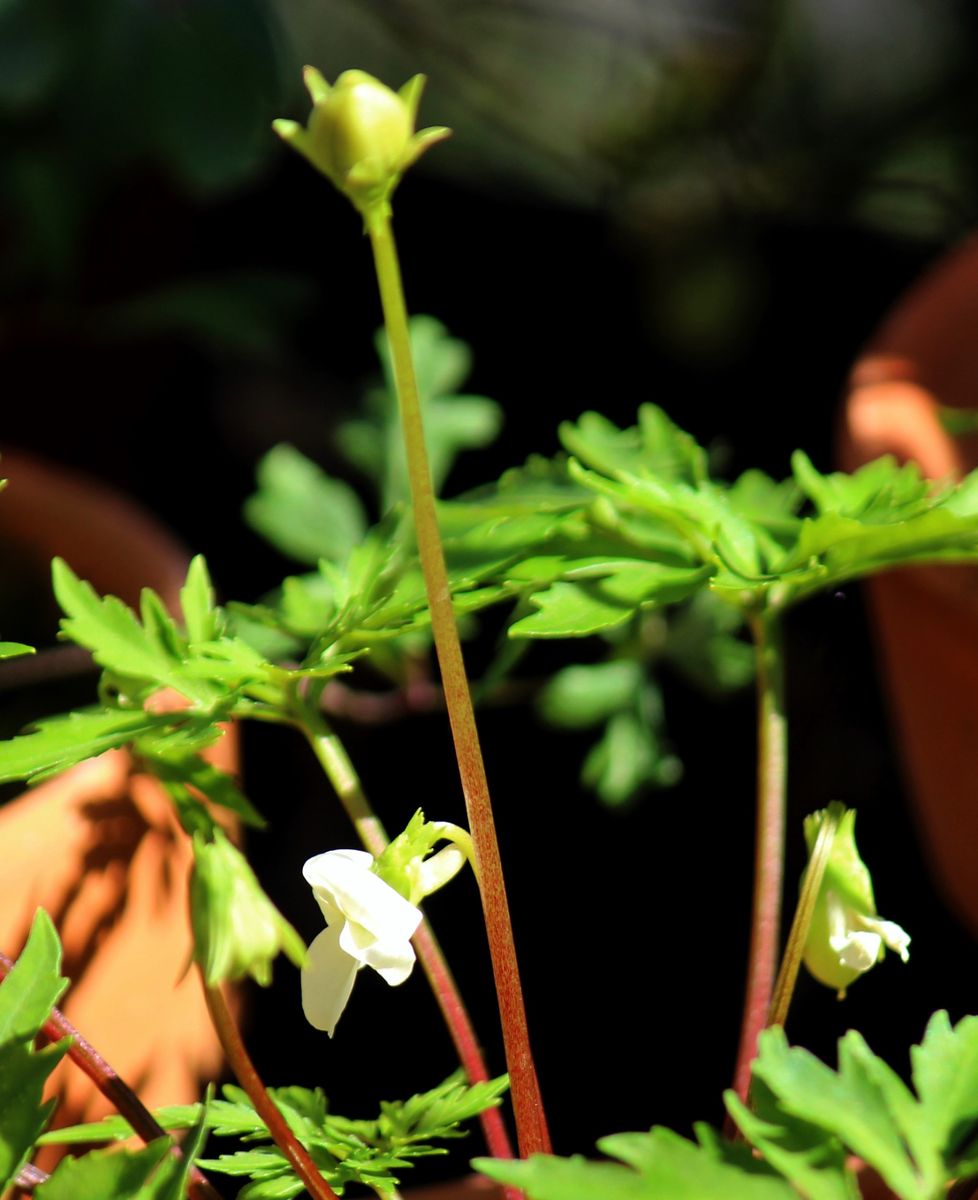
[301, 848, 423, 1036]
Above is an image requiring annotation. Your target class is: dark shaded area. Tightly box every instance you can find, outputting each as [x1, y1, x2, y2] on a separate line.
[3, 0, 978, 1183]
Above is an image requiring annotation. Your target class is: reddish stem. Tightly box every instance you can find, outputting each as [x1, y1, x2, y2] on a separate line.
[368, 213, 550, 1161]
[0, 952, 221, 1200]
[202, 981, 340, 1200]
[731, 612, 787, 1102]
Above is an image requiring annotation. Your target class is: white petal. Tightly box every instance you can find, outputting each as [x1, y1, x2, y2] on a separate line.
[305, 851, 421, 942]
[858, 914, 911, 962]
[301, 925, 360, 1036]
[340, 918, 417, 985]
[830, 929, 882, 973]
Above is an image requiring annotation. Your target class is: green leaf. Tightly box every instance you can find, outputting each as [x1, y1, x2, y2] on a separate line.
[340, 316, 503, 509]
[725, 1082, 856, 1200]
[0, 1040, 70, 1193]
[0, 909, 67, 1044]
[51, 559, 218, 706]
[35, 1138, 171, 1200]
[180, 555, 219, 645]
[245, 444, 368, 567]
[510, 563, 712, 638]
[538, 661, 644, 729]
[146, 753, 266, 829]
[0, 641, 34, 659]
[749, 1027, 926, 1199]
[911, 1012, 978, 1174]
[0, 707, 170, 784]
[582, 705, 681, 805]
[476, 1126, 797, 1199]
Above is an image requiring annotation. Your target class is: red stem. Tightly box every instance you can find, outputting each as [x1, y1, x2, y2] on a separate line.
[202, 981, 340, 1200]
[0, 952, 221, 1200]
[731, 612, 787, 1102]
[368, 214, 550, 1161]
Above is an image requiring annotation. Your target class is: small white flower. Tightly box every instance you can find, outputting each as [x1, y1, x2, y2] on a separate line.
[301, 848, 422, 1036]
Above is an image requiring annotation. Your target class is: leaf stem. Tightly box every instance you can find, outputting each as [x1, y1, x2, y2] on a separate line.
[201, 979, 340, 1200]
[364, 210, 550, 1158]
[731, 610, 787, 1103]
[300, 713, 517, 1165]
[0, 951, 221, 1200]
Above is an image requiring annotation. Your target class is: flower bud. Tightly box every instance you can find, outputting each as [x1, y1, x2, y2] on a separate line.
[273, 68, 450, 221]
[801, 805, 910, 996]
[190, 830, 305, 987]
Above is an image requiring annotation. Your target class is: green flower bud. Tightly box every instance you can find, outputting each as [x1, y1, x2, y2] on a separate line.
[190, 829, 306, 987]
[273, 68, 450, 222]
[801, 804, 910, 996]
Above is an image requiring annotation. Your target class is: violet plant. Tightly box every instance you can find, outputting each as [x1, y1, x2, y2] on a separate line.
[4, 67, 978, 1200]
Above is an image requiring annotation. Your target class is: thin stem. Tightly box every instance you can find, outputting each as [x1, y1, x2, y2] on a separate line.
[301, 714, 517, 1166]
[364, 211, 550, 1158]
[731, 610, 787, 1103]
[202, 980, 340, 1200]
[767, 805, 838, 1030]
[0, 953, 221, 1200]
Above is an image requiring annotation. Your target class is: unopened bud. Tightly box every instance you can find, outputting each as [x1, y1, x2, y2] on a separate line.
[273, 68, 450, 222]
[190, 830, 305, 987]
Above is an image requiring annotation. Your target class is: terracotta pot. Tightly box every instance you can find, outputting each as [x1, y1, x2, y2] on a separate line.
[0, 452, 233, 1128]
[839, 235, 978, 938]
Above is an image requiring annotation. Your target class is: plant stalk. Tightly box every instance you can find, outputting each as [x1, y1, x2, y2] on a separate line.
[301, 715, 517, 1167]
[202, 980, 340, 1200]
[731, 610, 787, 1103]
[767, 804, 838, 1030]
[0, 952, 221, 1200]
[365, 210, 550, 1158]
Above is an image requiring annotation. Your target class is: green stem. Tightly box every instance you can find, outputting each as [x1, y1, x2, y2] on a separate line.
[365, 209, 550, 1158]
[202, 981, 340, 1200]
[731, 610, 787, 1103]
[301, 713, 517, 1166]
[767, 805, 838, 1030]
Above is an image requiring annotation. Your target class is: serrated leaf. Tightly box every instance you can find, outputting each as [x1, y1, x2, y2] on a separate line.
[51, 559, 217, 706]
[0, 707, 171, 784]
[142, 1097, 212, 1200]
[0, 1040, 71, 1193]
[725, 1082, 856, 1200]
[510, 563, 712, 638]
[750, 1027, 925, 1199]
[245, 444, 368, 566]
[180, 555, 219, 645]
[0, 909, 67, 1044]
[538, 661, 644, 729]
[477, 1126, 797, 1199]
[911, 1012, 978, 1171]
[35, 1138, 171, 1200]
[147, 753, 265, 828]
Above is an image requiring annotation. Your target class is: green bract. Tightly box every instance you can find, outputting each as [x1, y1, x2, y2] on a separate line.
[273, 69, 450, 221]
[801, 804, 910, 995]
[190, 829, 306, 987]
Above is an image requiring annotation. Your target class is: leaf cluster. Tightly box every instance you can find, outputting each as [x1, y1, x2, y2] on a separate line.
[478, 1013, 978, 1200]
[42, 1070, 509, 1198]
[0, 910, 209, 1200]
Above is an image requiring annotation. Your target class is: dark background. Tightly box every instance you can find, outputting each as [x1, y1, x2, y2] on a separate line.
[3, 0, 978, 1180]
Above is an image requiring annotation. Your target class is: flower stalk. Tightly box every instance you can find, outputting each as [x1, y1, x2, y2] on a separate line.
[365, 208, 550, 1158]
[202, 979, 340, 1200]
[766, 803, 838, 1030]
[731, 610, 787, 1103]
